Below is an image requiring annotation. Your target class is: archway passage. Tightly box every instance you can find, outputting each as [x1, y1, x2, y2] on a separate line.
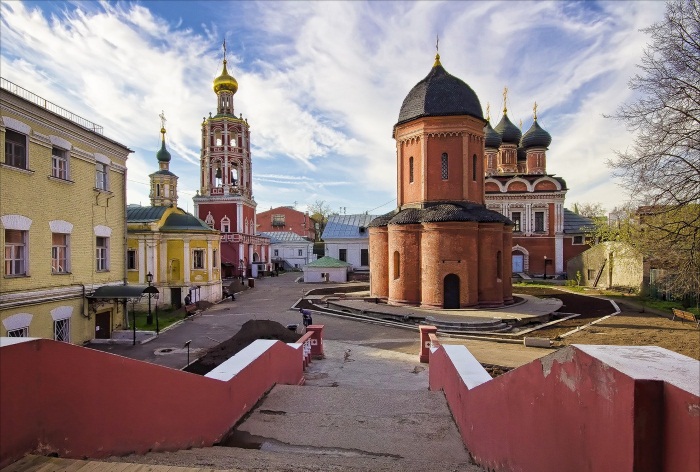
[252, 252, 259, 262]
[443, 273, 460, 309]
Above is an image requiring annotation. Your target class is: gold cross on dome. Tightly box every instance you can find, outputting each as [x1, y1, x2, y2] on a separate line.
[159, 110, 167, 133]
[223, 38, 227, 61]
[533, 101, 538, 120]
[486, 103, 491, 121]
[503, 87, 508, 114]
[436, 34, 439, 54]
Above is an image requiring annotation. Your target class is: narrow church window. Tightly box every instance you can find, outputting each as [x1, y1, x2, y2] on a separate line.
[156, 183, 161, 197]
[215, 130, 222, 146]
[409, 156, 414, 183]
[441, 153, 448, 180]
[393, 251, 400, 279]
[511, 212, 521, 232]
[496, 251, 502, 280]
[472, 154, 477, 181]
[534, 211, 545, 232]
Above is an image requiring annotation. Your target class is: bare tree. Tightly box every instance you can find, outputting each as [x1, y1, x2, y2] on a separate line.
[308, 199, 332, 240]
[571, 202, 607, 219]
[605, 0, 700, 305]
[609, 0, 699, 211]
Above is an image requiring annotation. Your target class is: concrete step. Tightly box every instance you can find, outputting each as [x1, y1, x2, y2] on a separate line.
[1, 454, 219, 472]
[108, 445, 484, 471]
[423, 317, 512, 333]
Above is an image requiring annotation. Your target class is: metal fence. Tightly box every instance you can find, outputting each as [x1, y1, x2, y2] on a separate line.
[1, 77, 103, 134]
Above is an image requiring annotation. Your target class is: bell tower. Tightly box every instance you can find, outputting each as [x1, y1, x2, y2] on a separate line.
[193, 41, 268, 277]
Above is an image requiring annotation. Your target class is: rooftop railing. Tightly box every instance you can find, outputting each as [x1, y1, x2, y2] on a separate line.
[1, 77, 104, 134]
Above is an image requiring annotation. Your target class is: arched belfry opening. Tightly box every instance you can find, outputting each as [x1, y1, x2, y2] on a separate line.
[443, 274, 460, 309]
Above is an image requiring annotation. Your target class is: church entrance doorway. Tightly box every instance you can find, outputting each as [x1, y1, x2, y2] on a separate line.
[512, 254, 524, 273]
[443, 274, 460, 309]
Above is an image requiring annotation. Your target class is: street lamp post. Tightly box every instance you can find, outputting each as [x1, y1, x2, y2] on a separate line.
[154, 291, 160, 334]
[543, 256, 548, 280]
[146, 272, 154, 325]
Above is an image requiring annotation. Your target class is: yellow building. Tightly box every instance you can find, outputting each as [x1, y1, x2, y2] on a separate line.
[126, 122, 222, 308]
[1, 78, 132, 344]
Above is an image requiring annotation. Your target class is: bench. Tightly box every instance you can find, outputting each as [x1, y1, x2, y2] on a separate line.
[185, 303, 198, 316]
[671, 308, 700, 328]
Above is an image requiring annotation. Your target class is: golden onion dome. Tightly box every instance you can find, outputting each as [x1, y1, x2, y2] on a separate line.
[213, 59, 238, 94]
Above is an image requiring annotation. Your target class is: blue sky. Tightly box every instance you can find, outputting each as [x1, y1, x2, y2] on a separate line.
[1, 1, 666, 215]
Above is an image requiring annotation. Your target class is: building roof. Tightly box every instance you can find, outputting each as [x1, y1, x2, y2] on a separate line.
[161, 213, 213, 231]
[493, 112, 522, 144]
[397, 58, 483, 127]
[127, 205, 214, 232]
[126, 205, 168, 222]
[322, 214, 377, 240]
[305, 256, 351, 268]
[369, 202, 512, 227]
[259, 231, 311, 244]
[521, 119, 552, 149]
[485, 174, 568, 190]
[563, 209, 596, 234]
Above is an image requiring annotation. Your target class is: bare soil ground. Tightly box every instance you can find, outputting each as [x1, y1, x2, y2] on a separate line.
[517, 286, 699, 360]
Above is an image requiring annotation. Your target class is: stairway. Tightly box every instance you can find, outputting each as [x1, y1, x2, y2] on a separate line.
[423, 316, 512, 333]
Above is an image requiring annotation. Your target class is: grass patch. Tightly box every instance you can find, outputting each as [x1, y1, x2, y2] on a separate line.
[126, 308, 185, 331]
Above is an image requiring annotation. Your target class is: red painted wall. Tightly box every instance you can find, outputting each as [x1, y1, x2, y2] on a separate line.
[428, 344, 700, 472]
[256, 207, 315, 240]
[0, 339, 305, 468]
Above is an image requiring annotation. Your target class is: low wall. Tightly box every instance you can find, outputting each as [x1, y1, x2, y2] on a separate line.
[0, 335, 308, 468]
[428, 340, 700, 472]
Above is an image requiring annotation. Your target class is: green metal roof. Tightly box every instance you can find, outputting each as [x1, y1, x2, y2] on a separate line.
[161, 213, 214, 232]
[305, 256, 351, 268]
[88, 285, 158, 299]
[126, 205, 168, 223]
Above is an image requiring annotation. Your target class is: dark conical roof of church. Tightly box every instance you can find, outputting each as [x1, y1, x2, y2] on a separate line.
[369, 202, 512, 227]
[493, 113, 522, 144]
[397, 57, 483, 126]
[521, 119, 552, 149]
[484, 120, 502, 149]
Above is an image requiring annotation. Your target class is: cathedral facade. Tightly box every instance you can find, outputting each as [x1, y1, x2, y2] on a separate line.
[193, 51, 269, 278]
[484, 99, 591, 277]
[369, 55, 514, 308]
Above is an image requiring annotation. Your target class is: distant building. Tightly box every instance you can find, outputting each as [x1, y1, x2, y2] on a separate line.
[192, 48, 269, 279]
[257, 206, 317, 241]
[259, 231, 314, 270]
[127, 123, 221, 307]
[369, 54, 514, 308]
[322, 214, 376, 271]
[303, 256, 351, 283]
[567, 242, 645, 292]
[1, 78, 131, 343]
[484, 99, 594, 277]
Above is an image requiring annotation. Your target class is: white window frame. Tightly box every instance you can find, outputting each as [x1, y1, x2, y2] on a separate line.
[96, 236, 109, 271]
[52, 232, 70, 274]
[212, 249, 218, 268]
[54, 317, 70, 342]
[298, 249, 303, 257]
[4, 129, 28, 170]
[511, 211, 522, 232]
[95, 162, 108, 190]
[572, 235, 585, 245]
[127, 248, 138, 270]
[205, 212, 215, 228]
[4, 229, 27, 276]
[274, 249, 279, 257]
[193, 249, 205, 269]
[221, 217, 231, 233]
[52, 147, 69, 180]
[534, 211, 546, 233]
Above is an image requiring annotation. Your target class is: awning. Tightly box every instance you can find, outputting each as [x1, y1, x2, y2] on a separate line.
[88, 285, 159, 299]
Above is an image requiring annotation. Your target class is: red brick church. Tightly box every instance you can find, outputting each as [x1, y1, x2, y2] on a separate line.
[369, 53, 514, 308]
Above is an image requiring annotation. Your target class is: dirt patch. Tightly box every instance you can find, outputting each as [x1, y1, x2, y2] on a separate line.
[184, 320, 301, 375]
[513, 287, 699, 360]
[482, 363, 513, 378]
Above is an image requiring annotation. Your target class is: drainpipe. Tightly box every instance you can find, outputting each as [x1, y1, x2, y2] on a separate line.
[123, 156, 129, 327]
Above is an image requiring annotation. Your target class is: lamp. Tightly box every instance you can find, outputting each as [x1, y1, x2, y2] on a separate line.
[543, 256, 548, 280]
[146, 272, 154, 325]
[154, 291, 160, 334]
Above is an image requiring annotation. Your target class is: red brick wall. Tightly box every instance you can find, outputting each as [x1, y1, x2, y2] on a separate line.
[387, 224, 422, 305]
[369, 227, 388, 298]
[400, 139, 423, 205]
[197, 202, 237, 231]
[477, 223, 505, 306]
[256, 207, 315, 240]
[535, 180, 558, 191]
[0, 339, 304, 468]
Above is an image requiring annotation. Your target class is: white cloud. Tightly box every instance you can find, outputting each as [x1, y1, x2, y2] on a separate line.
[1, 0, 667, 215]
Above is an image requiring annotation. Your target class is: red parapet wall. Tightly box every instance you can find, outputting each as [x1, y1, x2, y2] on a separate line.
[429, 343, 700, 472]
[0, 337, 307, 468]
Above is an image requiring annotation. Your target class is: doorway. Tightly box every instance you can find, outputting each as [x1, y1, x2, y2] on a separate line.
[95, 311, 111, 339]
[512, 254, 524, 273]
[443, 274, 460, 309]
[171, 287, 182, 309]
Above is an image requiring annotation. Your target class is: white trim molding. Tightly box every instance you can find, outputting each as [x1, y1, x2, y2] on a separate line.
[1, 116, 31, 134]
[49, 135, 72, 150]
[94, 153, 111, 165]
[2, 313, 32, 331]
[50, 306, 73, 321]
[94, 225, 112, 237]
[49, 220, 73, 234]
[0, 214, 32, 231]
